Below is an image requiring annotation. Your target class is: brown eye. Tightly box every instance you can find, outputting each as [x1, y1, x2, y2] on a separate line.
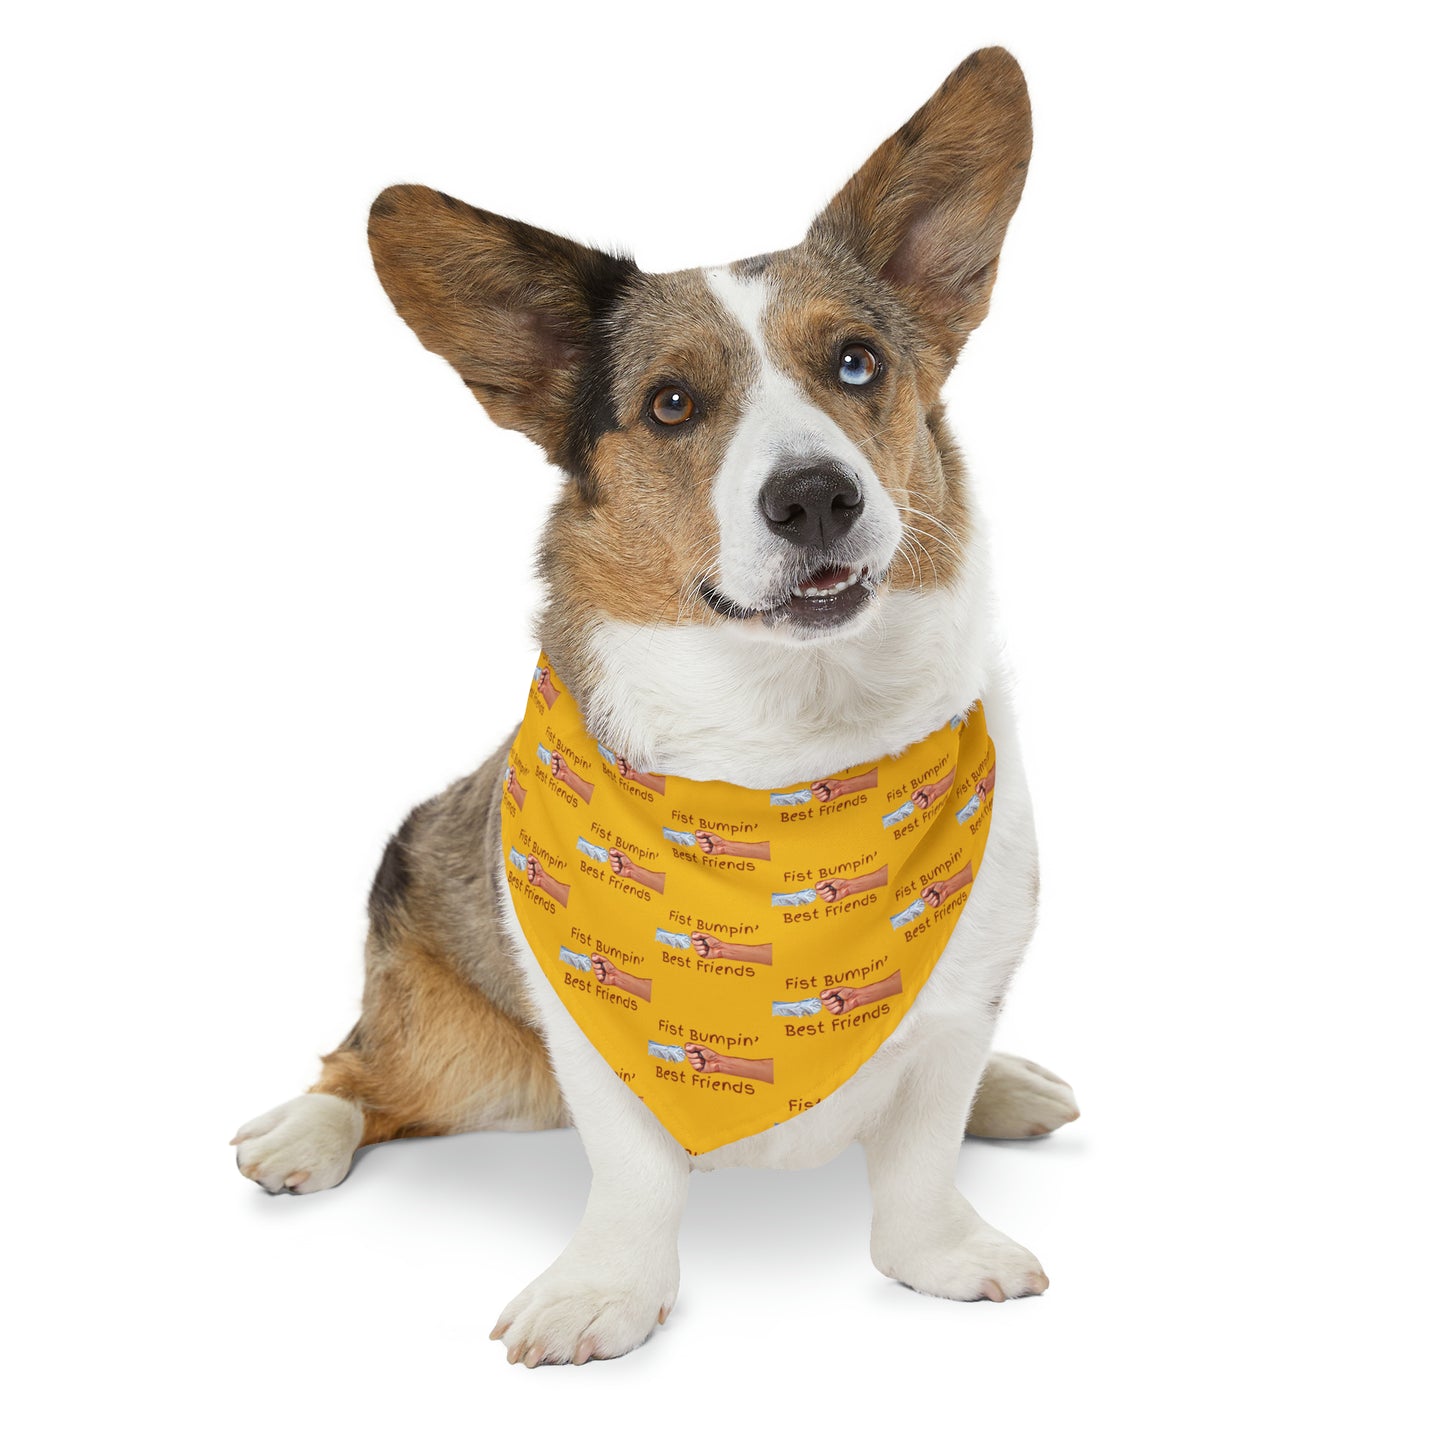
[650, 386, 695, 425]
[838, 345, 879, 386]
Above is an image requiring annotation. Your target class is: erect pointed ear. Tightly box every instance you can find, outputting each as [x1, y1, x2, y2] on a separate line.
[367, 184, 640, 479]
[807, 48, 1032, 356]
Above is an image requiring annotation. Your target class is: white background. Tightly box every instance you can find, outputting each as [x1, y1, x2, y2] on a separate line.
[5, 2, 1441, 1439]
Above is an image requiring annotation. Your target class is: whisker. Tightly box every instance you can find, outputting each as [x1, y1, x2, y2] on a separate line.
[897, 502, 968, 560]
[894, 503, 967, 581]
[675, 541, 725, 627]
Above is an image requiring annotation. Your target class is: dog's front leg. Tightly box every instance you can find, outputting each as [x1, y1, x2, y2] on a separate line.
[864, 1029, 1048, 1302]
[491, 1035, 689, 1366]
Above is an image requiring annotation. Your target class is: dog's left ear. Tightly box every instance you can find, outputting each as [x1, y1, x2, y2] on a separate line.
[808, 47, 1032, 355]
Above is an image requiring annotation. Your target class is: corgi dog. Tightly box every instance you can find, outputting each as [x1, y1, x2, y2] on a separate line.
[232, 46, 1078, 1366]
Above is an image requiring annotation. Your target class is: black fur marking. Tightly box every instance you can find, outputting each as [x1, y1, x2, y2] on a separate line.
[368, 807, 420, 939]
[562, 340, 621, 505]
[735, 252, 773, 278]
[557, 255, 643, 500]
[337, 1019, 366, 1053]
[699, 580, 758, 620]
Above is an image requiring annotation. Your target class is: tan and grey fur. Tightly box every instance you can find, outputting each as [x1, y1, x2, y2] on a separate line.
[233, 48, 1079, 1364]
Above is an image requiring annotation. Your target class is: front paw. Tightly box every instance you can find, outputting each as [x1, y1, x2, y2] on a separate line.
[873, 1209, 1048, 1302]
[491, 1252, 678, 1366]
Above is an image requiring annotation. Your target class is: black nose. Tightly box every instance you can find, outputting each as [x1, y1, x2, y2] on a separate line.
[758, 460, 864, 549]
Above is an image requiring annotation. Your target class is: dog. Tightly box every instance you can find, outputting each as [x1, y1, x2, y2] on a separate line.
[232, 46, 1078, 1366]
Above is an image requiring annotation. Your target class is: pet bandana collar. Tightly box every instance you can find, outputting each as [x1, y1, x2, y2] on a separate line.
[500, 653, 996, 1155]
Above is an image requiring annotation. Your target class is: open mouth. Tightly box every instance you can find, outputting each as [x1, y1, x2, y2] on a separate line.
[700, 564, 876, 630]
[783, 563, 871, 624]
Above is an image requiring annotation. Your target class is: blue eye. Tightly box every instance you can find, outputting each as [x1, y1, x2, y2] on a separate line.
[838, 345, 880, 386]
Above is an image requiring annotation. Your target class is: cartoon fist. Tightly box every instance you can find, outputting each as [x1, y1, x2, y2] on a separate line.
[820, 986, 860, 1016]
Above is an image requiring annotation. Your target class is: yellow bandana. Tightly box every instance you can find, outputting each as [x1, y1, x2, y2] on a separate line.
[500, 654, 995, 1155]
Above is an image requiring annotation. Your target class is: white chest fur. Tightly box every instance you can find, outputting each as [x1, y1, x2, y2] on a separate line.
[581, 560, 996, 789]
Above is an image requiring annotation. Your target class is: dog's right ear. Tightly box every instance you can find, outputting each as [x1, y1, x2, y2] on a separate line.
[368, 185, 639, 478]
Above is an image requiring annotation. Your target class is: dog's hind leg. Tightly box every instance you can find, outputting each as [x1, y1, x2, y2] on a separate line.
[230, 1091, 364, 1195]
[966, 1052, 1079, 1140]
[232, 933, 567, 1194]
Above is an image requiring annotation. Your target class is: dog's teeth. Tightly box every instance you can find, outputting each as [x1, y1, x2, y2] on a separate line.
[789, 570, 864, 602]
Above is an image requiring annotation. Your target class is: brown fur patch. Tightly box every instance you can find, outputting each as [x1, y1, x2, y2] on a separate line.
[304, 740, 567, 1144]
[758, 247, 968, 593]
[533, 268, 763, 694]
[313, 936, 567, 1145]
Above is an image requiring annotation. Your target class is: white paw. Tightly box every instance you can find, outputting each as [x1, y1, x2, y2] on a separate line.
[231, 1093, 363, 1195]
[874, 1205, 1048, 1302]
[491, 1251, 678, 1366]
[967, 1052, 1080, 1139]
